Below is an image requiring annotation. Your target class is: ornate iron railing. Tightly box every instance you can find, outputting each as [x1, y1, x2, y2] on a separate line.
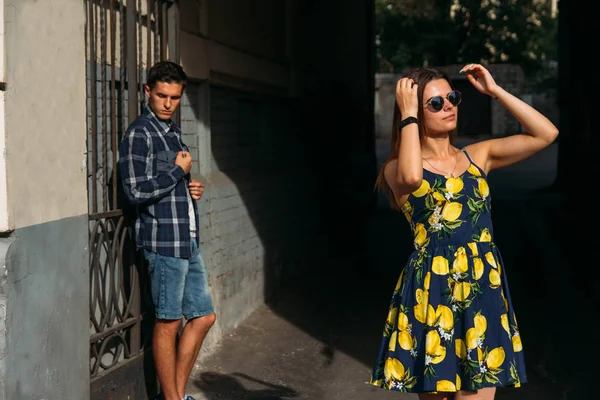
[84, 0, 178, 396]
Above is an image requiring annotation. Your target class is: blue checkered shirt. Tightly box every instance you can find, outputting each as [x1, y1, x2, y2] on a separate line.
[118, 105, 199, 259]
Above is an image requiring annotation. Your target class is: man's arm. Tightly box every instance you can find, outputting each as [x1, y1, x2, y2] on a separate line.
[119, 128, 186, 205]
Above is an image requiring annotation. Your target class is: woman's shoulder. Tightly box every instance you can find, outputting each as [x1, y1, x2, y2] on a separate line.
[461, 141, 489, 160]
[461, 141, 493, 174]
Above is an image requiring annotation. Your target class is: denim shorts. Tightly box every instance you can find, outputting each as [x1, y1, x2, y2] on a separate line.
[143, 239, 214, 320]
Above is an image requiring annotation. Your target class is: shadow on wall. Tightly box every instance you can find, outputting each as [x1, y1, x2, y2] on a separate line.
[207, 83, 378, 294]
[200, 81, 383, 367]
[206, 85, 323, 304]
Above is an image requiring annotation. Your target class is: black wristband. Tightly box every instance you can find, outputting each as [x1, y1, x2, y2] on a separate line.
[398, 116, 419, 131]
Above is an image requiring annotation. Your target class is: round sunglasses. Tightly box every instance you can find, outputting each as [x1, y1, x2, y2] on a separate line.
[424, 90, 462, 112]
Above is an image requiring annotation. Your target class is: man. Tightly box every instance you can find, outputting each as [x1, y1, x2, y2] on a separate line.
[118, 60, 215, 400]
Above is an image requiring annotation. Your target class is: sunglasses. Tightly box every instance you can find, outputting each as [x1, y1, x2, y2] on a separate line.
[424, 90, 462, 112]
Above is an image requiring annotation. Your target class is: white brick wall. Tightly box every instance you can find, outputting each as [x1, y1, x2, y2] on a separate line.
[180, 83, 319, 359]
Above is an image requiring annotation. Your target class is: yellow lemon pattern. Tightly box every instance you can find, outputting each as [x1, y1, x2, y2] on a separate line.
[370, 150, 526, 393]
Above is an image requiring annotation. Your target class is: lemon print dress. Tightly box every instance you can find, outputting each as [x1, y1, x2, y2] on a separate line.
[370, 149, 526, 393]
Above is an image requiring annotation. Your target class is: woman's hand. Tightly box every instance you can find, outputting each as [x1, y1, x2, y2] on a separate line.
[460, 64, 499, 99]
[395, 77, 419, 118]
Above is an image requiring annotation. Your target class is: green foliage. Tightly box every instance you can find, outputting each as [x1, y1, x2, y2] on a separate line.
[375, 0, 558, 78]
[375, 0, 457, 72]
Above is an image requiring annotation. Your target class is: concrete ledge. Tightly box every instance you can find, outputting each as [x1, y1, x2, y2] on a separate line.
[180, 31, 289, 91]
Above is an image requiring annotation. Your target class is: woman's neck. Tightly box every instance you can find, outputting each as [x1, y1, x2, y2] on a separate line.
[421, 137, 455, 159]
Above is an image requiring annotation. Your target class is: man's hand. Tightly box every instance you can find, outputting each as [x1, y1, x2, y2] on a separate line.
[189, 179, 205, 200]
[175, 151, 193, 175]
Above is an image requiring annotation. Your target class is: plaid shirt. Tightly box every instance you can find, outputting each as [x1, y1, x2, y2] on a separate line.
[119, 105, 199, 259]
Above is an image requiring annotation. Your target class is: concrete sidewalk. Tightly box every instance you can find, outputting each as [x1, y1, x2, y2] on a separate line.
[185, 142, 581, 400]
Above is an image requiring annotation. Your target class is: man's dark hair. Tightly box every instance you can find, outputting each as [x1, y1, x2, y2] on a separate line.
[146, 60, 187, 90]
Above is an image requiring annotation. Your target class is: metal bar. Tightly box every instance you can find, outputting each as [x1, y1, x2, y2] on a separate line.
[129, 249, 141, 353]
[84, 1, 89, 184]
[120, 0, 126, 130]
[90, 0, 98, 214]
[161, 1, 167, 60]
[133, 0, 145, 356]
[147, 0, 152, 71]
[110, 0, 118, 210]
[127, 0, 138, 124]
[119, 0, 127, 130]
[168, 1, 179, 63]
[89, 316, 141, 343]
[153, 0, 161, 63]
[88, 238, 102, 334]
[92, 227, 111, 331]
[138, 0, 144, 112]
[168, 1, 180, 124]
[120, 222, 141, 354]
[105, 219, 117, 329]
[101, 1, 108, 213]
[89, 209, 124, 220]
[114, 217, 136, 321]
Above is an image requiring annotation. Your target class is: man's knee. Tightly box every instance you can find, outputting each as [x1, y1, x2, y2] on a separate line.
[199, 312, 216, 328]
[154, 318, 183, 337]
[189, 312, 216, 331]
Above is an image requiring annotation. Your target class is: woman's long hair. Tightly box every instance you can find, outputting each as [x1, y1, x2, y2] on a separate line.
[374, 67, 457, 210]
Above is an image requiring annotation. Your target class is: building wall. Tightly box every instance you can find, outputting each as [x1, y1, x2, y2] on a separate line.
[177, 0, 376, 366]
[0, 1, 375, 397]
[5, 1, 88, 228]
[1, 1, 89, 399]
[177, 78, 320, 358]
[553, 2, 597, 397]
[3, 217, 89, 400]
[556, 0, 597, 189]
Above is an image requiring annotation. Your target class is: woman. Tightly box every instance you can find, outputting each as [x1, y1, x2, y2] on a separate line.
[369, 64, 558, 400]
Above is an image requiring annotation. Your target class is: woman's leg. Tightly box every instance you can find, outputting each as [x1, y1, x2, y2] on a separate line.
[454, 388, 496, 400]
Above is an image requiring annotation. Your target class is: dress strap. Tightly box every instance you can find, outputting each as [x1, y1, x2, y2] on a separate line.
[461, 148, 475, 164]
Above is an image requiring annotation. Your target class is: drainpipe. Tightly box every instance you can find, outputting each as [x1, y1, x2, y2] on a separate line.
[0, 3, 8, 399]
[0, 1, 7, 233]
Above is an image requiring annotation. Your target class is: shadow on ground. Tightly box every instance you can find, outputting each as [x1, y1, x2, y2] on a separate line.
[193, 372, 299, 399]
